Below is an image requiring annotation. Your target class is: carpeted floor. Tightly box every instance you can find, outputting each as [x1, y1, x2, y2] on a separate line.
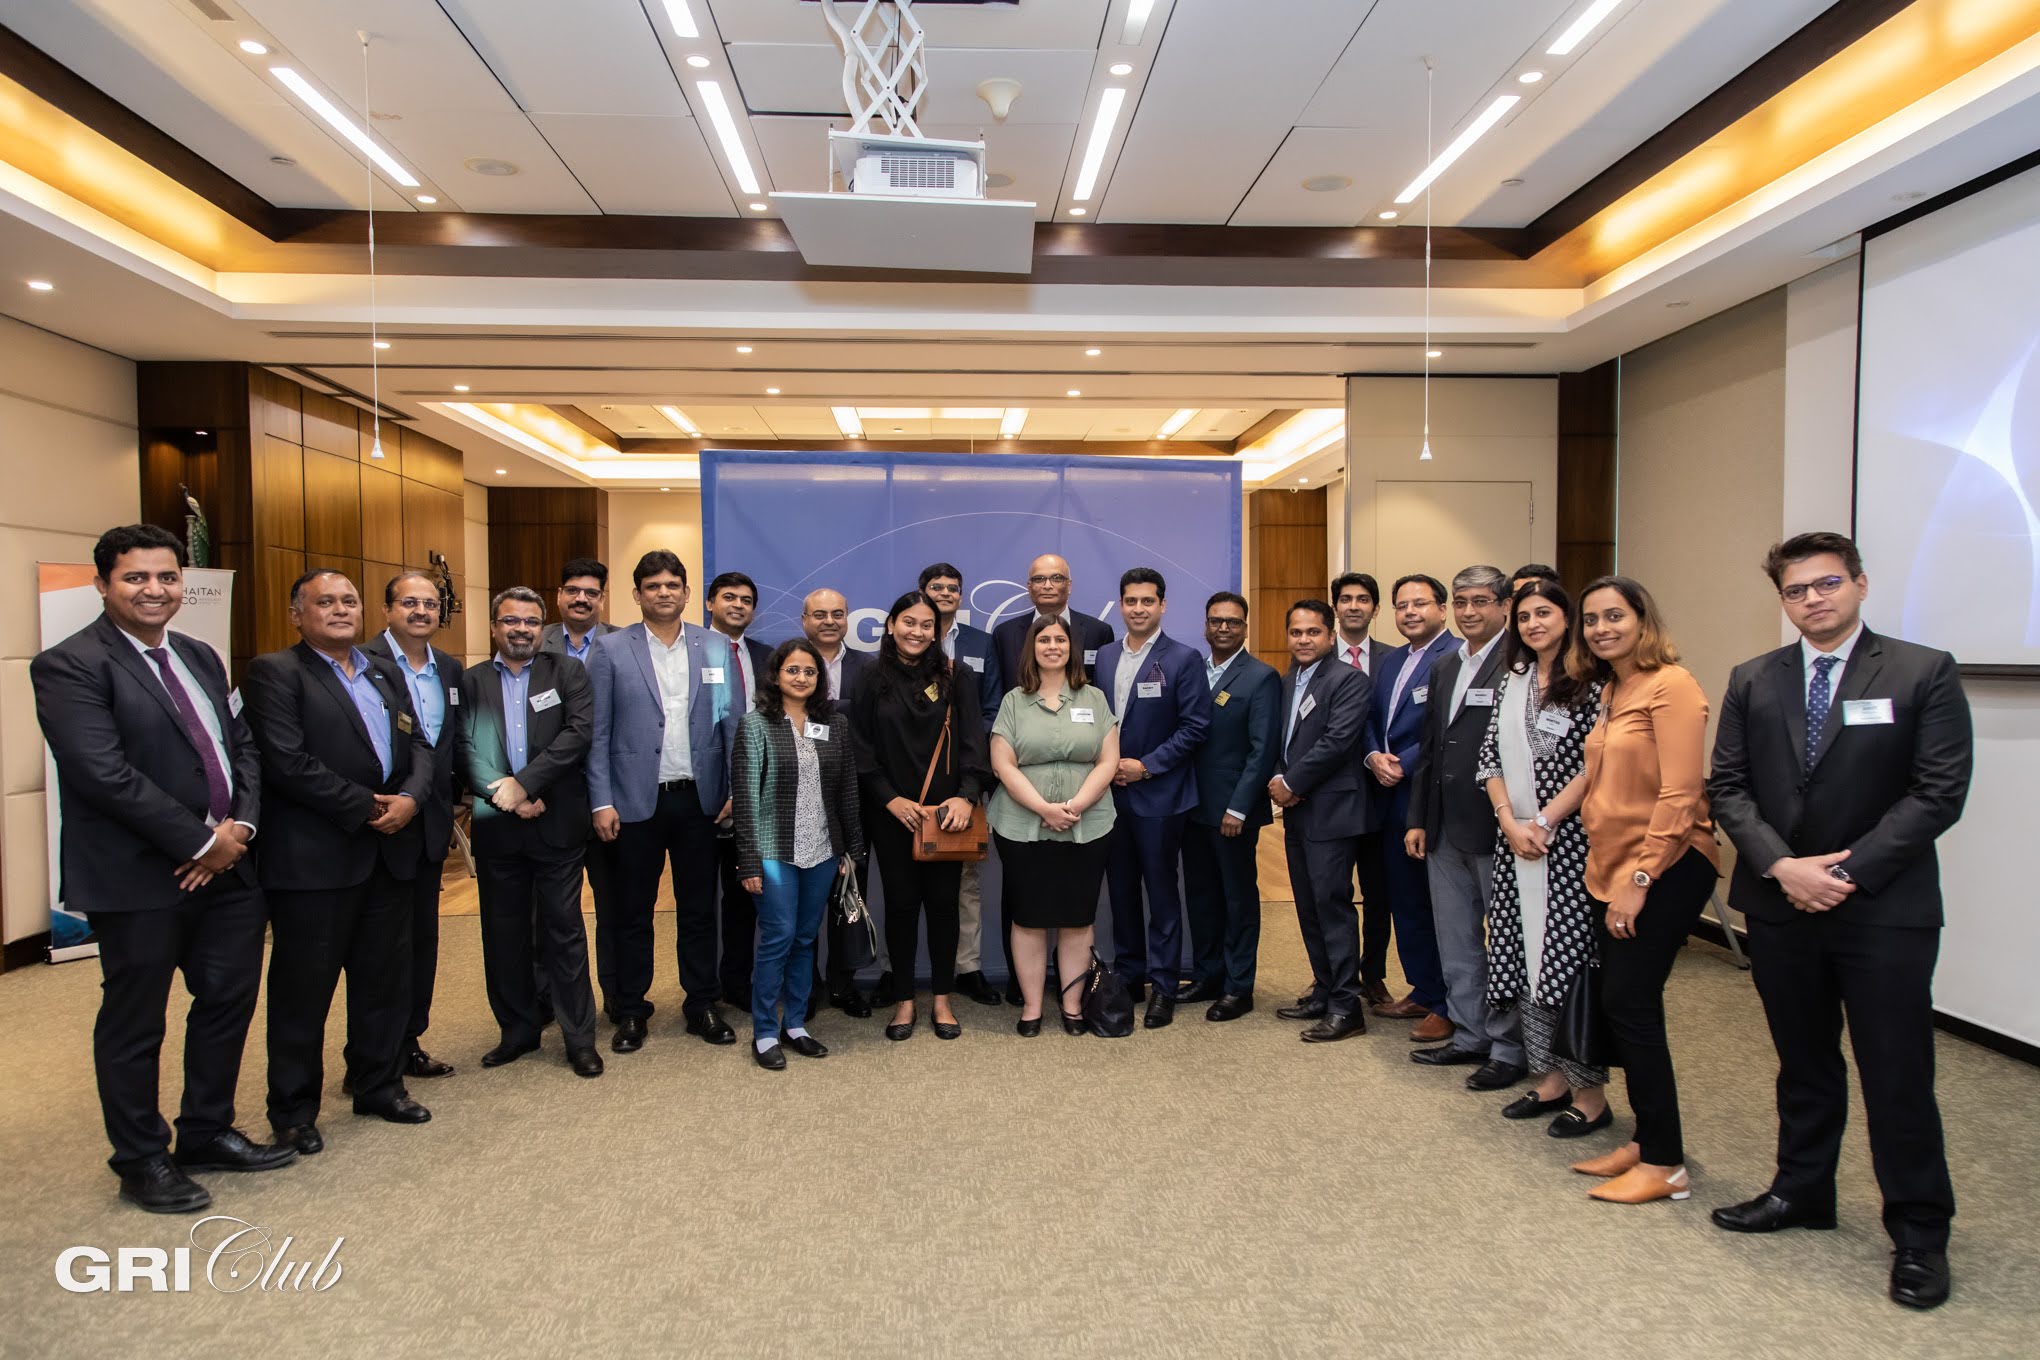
[1, 832, 2036, 1356]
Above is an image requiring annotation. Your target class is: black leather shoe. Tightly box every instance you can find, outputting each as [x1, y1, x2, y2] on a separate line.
[611, 1017, 647, 1053]
[1466, 1060, 1528, 1090]
[567, 1047, 604, 1078]
[1143, 992, 1176, 1029]
[482, 1038, 540, 1068]
[405, 1050, 456, 1079]
[831, 988, 874, 1019]
[1177, 980, 1224, 1004]
[1301, 1011, 1366, 1042]
[1889, 1248, 1950, 1310]
[932, 1017, 962, 1040]
[1206, 994, 1254, 1022]
[1016, 1016, 1042, 1037]
[685, 1010, 738, 1045]
[754, 1041, 787, 1070]
[272, 1123, 323, 1156]
[1502, 1091, 1572, 1120]
[1710, 1193, 1838, 1234]
[1410, 1045, 1486, 1066]
[1061, 1010, 1089, 1036]
[173, 1128, 298, 1174]
[1547, 1105, 1613, 1138]
[1276, 997, 1328, 1021]
[783, 1032, 828, 1058]
[955, 970, 1003, 1006]
[353, 1093, 432, 1124]
[118, 1155, 212, 1214]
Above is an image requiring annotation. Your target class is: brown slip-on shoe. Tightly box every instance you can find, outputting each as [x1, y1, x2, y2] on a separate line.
[1571, 1144, 1642, 1178]
[1372, 993, 1431, 1019]
[1409, 1013, 1453, 1043]
[1589, 1164, 1690, 1203]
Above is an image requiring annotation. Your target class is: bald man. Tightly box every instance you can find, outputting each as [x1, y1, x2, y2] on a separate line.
[802, 587, 877, 1015]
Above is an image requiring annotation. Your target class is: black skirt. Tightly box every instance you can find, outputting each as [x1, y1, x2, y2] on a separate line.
[995, 832, 1109, 930]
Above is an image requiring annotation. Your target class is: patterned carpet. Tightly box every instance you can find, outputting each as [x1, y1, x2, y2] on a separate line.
[1, 831, 2035, 1356]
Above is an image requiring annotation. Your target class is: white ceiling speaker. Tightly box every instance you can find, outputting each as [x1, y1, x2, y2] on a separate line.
[976, 77, 1022, 123]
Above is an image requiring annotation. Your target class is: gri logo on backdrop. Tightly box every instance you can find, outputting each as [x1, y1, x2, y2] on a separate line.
[55, 1217, 344, 1294]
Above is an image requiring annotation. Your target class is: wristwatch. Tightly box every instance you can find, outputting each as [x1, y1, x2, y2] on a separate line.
[1534, 813, 1551, 830]
[1632, 869, 1653, 888]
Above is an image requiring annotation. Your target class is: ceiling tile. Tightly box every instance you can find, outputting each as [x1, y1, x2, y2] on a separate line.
[729, 42, 1096, 124]
[706, 0, 1112, 49]
[379, 111, 599, 212]
[761, 407, 842, 437]
[689, 406, 775, 436]
[441, 0, 691, 118]
[241, 0, 516, 114]
[532, 114, 736, 215]
[1230, 128, 1410, 227]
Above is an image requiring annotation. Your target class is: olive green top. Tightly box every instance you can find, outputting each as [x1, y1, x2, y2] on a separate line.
[986, 683, 1118, 844]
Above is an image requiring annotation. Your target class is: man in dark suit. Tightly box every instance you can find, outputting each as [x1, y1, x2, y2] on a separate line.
[458, 587, 604, 1078]
[244, 569, 437, 1154]
[1707, 531, 1973, 1312]
[992, 553, 1115, 695]
[363, 571, 463, 1082]
[1268, 599, 1375, 1042]
[803, 586, 877, 1012]
[1331, 570, 1395, 1008]
[921, 561, 1006, 1007]
[540, 556, 618, 1020]
[1095, 568, 1213, 1026]
[706, 570, 774, 1010]
[1183, 592, 1281, 1021]
[1363, 574, 1457, 1042]
[1404, 565, 1522, 1089]
[31, 525, 296, 1212]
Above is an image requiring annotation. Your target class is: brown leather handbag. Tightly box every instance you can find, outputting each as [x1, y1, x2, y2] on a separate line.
[912, 710, 988, 862]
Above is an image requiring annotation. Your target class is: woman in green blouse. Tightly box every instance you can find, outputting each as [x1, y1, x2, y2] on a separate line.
[987, 615, 1120, 1036]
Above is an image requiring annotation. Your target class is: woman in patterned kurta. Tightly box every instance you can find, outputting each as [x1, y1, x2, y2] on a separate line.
[1476, 580, 1611, 1136]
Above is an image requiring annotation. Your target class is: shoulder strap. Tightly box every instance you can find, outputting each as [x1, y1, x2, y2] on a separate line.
[916, 710, 951, 805]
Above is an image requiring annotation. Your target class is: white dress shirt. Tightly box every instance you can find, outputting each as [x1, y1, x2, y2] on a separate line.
[1803, 624, 1863, 704]
[648, 627, 695, 782]
[821, 646, 845, 702]
[1114, 632, 1157, 713]
[1337, 633, 1372, 674]
[1449, 632, 1504, 720]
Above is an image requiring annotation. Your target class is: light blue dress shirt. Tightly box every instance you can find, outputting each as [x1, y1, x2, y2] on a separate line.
[319, 647, 393, 780]
[494, 656, 532, 772]
[382, 630, 444, 747]
[1286, 659, 1321, 745]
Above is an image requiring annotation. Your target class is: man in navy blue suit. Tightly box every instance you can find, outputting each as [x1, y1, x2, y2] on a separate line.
[705, 570, 775, 1010]
[1094, 568, 1212, 1028]
[1182, 592, 1281, 1020]
[921, 562, 1006, 1007]
[1363, 574, 1456, 1043]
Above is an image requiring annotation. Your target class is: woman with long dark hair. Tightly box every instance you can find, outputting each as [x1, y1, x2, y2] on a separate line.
[1476, 580, 1609, 1135]
[849, 591, 989, 1041]
[1568, 576, 1721, 1204]
[731, 640, 862, 1070]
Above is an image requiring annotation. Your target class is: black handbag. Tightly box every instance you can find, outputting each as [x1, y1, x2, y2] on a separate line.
[1551, 962, 1614, 1069]
[1063, 950, 1135, 1039]
[829, 861, 878, 972]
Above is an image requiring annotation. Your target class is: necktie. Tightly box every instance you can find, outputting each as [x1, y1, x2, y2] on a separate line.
[1806, 654, 1839, 765]
[1348, 643, 1365, 673]
[732, 647, 748, 710]
[146, 647, 232, 822]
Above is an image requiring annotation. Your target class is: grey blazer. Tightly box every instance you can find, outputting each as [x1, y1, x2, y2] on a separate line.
[540, 621, 616, 660]
[586, 622, 739, 821]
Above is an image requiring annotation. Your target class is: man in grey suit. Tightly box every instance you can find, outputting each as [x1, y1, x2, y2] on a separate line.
[540, 557, 616, 664]
[586, 551, 741, 1053]
[1268, 599, 1375, 1043]
[1405, 565, 1522, 1089]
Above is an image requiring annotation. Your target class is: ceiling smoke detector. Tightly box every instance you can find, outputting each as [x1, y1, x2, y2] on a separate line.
[464, 157, 520, 177]
[1302, 175, 1352, 193]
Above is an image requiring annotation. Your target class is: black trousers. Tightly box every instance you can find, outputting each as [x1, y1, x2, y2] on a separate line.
[1284, 825, 1363, 1016]
[870, 817, 960, 1002]
[1183, 819, 1261, 996]
[86, 882, 266, 1168]
[266, 861, 413, 1126]
[611, 781, 721, 1021]
[477, 826, 598, 1050]
[1356, 832, 1392, 988]
[402, 862, 444, 1051]
[1748, 912, 1954, 1249]
[574, 833, 620, 1015]
[716, 830, 756, 1001]
[1597, 848, 1714, 1166]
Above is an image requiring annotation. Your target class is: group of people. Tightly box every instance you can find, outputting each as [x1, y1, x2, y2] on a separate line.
[35, 522, 1969, 1311]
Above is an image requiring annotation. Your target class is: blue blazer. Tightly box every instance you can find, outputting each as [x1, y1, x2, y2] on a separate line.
[1191, 650, 1281, 830]
[1093, 631, 1211, 818]
[1366, 632, 1455, 828]
[947, 622, 1003, 729]
[586, 622, 739, 822]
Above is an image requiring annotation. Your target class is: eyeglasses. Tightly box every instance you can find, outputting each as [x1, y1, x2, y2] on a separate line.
[1028, 574, 1069, 586]
[1780, 575, 1847, 603]
[1454, 596, 1499, 609]
[393, 596, 438, 612]
[1205, 617, 1246, 628]
[922, 582, 960, 594]
[780, 666, 819, 679]
[560, 586, 602, 600]
[495, 617, 542, 629]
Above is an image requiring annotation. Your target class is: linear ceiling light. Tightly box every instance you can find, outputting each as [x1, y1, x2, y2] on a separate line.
[656, 404, 701, 436]
[1394, 94, 1518, 204]
[1546, 0, 1623, 57]
[860, 407, 932, 419]
[445, 403, 568, 462]
[937, 408, 1005, 419]
[1072, 86, 1128, 201]
[1156, 408, 1197, 439]
[832, 407, 864, 437]
[271, 67, 418, 187]
[1121, 0, 1158, 45]
[695, 81, 760, 194]
[999, 408, 1027, 438]
[661, 0, 700, 39]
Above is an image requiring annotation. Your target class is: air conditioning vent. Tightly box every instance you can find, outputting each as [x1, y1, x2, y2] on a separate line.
[880, 156, 955, 191]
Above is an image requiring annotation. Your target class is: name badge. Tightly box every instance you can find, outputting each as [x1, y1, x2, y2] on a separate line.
[804, 721, 830, 741]
[1411, 685, 1429, 705]
[963, 655, 984, 672]
[1136, 681, 1163, 699]
[1842, 697, 1894, 726]
[1535, 709, 1573, 737]
[530, 688, 562, 712]
[925, 682, 942, 702]
[701, 667, 726, 685]
[447, 688, 460, 706]
[396, 712, 414, 734]
[1083, 650, 1098, 665]
[1215, 691, 1231, 707]
[228, 687, 244, 718]
[1071, 707, 1096, 724]
[1298, 694, 1317, 720]
[1466, 688, 1496, 707]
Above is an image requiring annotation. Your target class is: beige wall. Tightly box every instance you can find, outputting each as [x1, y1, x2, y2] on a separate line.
[1, 316, 139, 945]
[605, 490, 704, 629]
[462, 480, 491, 664]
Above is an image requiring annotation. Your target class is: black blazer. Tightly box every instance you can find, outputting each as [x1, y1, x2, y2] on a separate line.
[30, 614, 261, 914]
[832, 646, 875, 705]
[455, 653, 593, 853]
[362, 633, 463, 865]
[243, 640, 436, 891]
[1407, 640, 1512, 849]
[1276, 658, 1376, 840]
[1191, 651, 1282, 831]
[992, 609, 1115, 694]
[1708, 628, 1973, 928]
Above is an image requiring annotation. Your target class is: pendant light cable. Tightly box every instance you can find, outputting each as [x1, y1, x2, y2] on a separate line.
[361, 33, 384, 459]
[1421, 59, 1434, 462]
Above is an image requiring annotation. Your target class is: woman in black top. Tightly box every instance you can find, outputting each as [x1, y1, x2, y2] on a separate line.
[850, 591, 989, 1041]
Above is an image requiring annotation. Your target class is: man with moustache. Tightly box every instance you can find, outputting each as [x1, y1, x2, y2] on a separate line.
[1331, 570, 1394, 1009]
[363, 571, 463, 1083]
[32, 524, 294, 1213]
[707, 570, 773, 1009]
[244, 570, 437, 1153]
[1404, 565, 1523, 1088]
[992, 554, 1116, 701]
[802, 586, 878, 1014]
[1707, 532, 1972, 1311]
[541, 558, 616, 664]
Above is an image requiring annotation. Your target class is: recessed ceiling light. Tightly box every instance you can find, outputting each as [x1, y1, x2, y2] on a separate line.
[1085, 347, 1102, 356]
[494, 468, 508, 475]
[1518, 70, 1544, 84]
[1157, 409, 1197, 439]
[464, 157, 520, 177]
[415, 194, 437, 204]
[662, 0, 700, 39]
[270, 155, 296, 166]
[999, 408, 1027, 438]
[892, 426, 904, 432]
[685, 54, 711, 69]
[271, 66, 419, 186]
[1377, 210, 1398, 220]
[765, 387, 780, 395]
[1072, 86, 1127, 201]
[1302, 175, 1352, 193]
[1665, 300, 1691, 309]
[656, 404, 701, 436]
[749, 201, 768, 212]
[1426, 349, 1443, 358]
[697, 80, 761, 194]
[1069, 206, 1087, 216]
[1066, 389, 1081, 397]
[1892, 191, 1926, 202]
[372, 340, 391, 350]
[1395, 94, 1520, 203]
[660, 486, 672, 491]
[239, 39, 269, 56]
[832, 407, 864, 437]
[1501, 177, 1526, 187]
[26, 279, 54, 291]
[1121, 0, 1157, 44]
[195, 430, 208, 437]
[1108, 62, 1133, 76]
[985, 171, 1014, 189]
[735, 345, 753, 353]
[452, 384, 470, 392]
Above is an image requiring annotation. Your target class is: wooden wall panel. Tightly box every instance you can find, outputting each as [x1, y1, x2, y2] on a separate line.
[251, 368, 303, 444]
[300, 391, 359, 459]
[1556, 361, 1618, 587]
[302, 449, 362, 559]
[402, 481, 463, 576]
[1248, 486, 1326, 669]
[360, 463, 406, 563]
[252, 546, 306, 655]
[400, 426, 465, 493]
[253, 435, 305, 550]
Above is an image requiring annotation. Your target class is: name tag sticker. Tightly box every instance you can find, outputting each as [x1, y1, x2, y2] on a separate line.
[963, 655, 984, 672]
[1083, 650, 1098, 665]
[1842, 698, 1894, 726]
[701, 667, 726, 685]
[925, 683, 942, 702]
[1412, 685, 1429, 705]
[805, 721, 830, 741]
[1215, 691, 1231, 707]
[530, 688, 562, 712]
[1535, 709, 1573, 738]
[447, 688, 460, 706]
[1071, 707, 1096, 724]
[1136, 681, 1163, 699]
[1466, 687, 1496, 707]
[1298, 694, 1318, 721]
[396, 712, 414, 734]
[228, 687, 244, 718]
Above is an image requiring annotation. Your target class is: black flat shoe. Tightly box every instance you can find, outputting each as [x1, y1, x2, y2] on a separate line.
[1889, 1248, 1950, 1310]
[1710, 1192, 1837, 1233]
[271, 1123, 323, 1157]
[1501, 1091, 1572, 1121]
[481, 1038, 540, 1068]
[173, 1128, 297, 1174]
[352, 1093, 432, 1124]
[885, 1007, 916, 1041]
[783, 1032, 828, 1058]
[567, 1047, 605, 1078]
[754, 1042, 787, 1070]
[1015, 1016, 1042, 1037]
[932, 1018, 962, 1040]
[1061, 1011, 1089, 1036]
[1547, 1105, 1613, 1138]
[118, 1155, 212, 1214]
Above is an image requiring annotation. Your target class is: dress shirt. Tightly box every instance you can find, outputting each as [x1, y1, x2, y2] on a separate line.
[118, 625, 247, 855]
[1388, 629, 1449, 726]
[647, 627, 695, 782]
[317, 646, 393, 781]
[940, 626, 957, 661]
[1337, 634, 1372, 674]
[1285, 659, 1322, 746]
[821, 646, 845, 702]
[1802, 624, 1863, 704]
[1449, 632, 1504, 720]
[382, 629, 445, 746]
[1205, 651, 1236, 690]
[561, 628, 598, 663]
[1114, 632, 1158, 714]
[493, 656, 532, 772]
[717, 628, 758, 710]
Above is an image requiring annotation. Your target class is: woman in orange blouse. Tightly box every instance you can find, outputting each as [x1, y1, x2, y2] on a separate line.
[1569, 576, 1721, 1206]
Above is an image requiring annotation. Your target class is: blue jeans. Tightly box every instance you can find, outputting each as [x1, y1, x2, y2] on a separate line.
[752, 859, 835, 1038]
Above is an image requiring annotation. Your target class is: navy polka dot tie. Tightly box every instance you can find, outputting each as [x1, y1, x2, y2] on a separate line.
[1806, 654, 1838, 766]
